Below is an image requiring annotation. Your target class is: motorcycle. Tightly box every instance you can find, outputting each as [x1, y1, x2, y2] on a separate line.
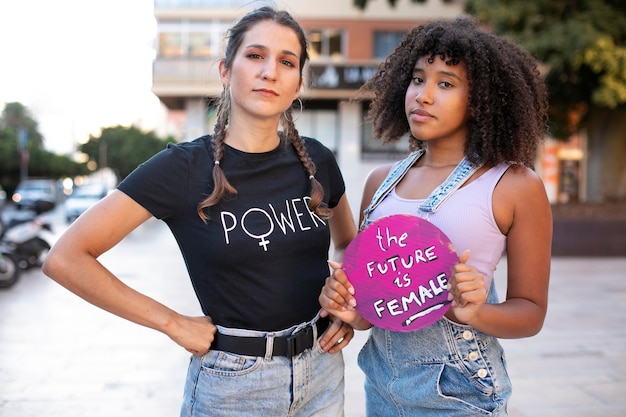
[0, 200, 54, 289]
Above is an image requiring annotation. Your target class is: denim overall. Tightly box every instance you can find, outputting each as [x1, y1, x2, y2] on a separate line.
[358, 151, 511, 416]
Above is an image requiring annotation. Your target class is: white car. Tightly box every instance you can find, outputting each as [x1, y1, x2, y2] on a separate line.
[64, 184, 108, 222]
[12, 179, 59, 211]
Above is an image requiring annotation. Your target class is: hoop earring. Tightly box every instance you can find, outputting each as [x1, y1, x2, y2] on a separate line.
[293, 97, 303, 122]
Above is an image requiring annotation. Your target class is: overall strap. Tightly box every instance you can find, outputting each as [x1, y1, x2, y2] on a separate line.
[360, 150, 424, 230]
[360, 151, 482, 230]
[418, 156, 482, 213]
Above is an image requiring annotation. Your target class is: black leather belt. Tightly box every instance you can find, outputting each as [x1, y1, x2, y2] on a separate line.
[211, 317, 330, 358]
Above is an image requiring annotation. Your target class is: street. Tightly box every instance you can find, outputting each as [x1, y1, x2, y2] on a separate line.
[1, 205, 625, 416]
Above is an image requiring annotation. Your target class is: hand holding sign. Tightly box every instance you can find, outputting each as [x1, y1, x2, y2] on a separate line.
[342, 214, 457, 332]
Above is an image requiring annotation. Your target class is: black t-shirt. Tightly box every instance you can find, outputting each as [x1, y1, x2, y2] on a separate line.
[118, 135, 345, 331]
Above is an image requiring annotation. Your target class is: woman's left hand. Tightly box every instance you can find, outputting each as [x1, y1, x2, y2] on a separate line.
[318, 313, 354, 353]
[446, 250, 488, 325]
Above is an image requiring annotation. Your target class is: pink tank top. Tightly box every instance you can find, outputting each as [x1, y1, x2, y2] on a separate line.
[369, 163, 510, 287]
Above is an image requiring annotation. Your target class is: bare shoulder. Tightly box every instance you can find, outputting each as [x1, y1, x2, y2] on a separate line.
[365, 164, 394, 187]
[359, 163, 395, 217]
[494, 164, 551, 234]
[363, 164, 394, 198]
[500, 163, 544, 186]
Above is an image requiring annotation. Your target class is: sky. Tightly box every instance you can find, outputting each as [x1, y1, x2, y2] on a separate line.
[0, 0, 164, 155]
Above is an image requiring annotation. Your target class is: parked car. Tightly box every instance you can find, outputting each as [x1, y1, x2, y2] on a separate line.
[63, 184, 108, 222]
[11, 179, 58, 211]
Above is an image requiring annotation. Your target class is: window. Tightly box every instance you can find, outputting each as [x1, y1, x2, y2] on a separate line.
[189, 32, 213, 57]
[156, 0, 253, 8]
[157, 20, 229, 59]
[308, 29, 344, 60]
[159, 32, 183, 57]
[373, 31, 405, 60]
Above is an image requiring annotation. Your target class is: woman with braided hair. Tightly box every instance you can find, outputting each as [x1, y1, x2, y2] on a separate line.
[44, 6, 357, 416]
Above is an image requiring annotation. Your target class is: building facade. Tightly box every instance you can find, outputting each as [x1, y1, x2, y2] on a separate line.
[150, 0, 615, 257]
[151, 0, 465, 164]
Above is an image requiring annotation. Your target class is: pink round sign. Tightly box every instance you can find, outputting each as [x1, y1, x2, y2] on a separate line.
[343, 214, 457, 332]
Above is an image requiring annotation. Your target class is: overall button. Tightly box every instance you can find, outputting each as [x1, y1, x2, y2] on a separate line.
[462, 330, 473, 341]
[476, 368, 488, 378]
[468, 351, 479, 361]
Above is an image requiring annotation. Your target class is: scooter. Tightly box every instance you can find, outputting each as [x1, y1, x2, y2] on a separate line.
[0, 243, 20, 288]
[0, 200, 54, 289]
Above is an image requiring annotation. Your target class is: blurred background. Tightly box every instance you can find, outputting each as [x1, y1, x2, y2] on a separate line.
[1, 0, 624, 255]
[0, 1, 625, 416]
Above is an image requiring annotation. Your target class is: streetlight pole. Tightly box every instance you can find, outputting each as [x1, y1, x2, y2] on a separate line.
[18, 127, 29, 182]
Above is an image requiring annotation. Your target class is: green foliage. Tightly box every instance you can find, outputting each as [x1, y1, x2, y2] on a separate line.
[27, 148, 90, 179]
[79, 125, 177, 180]
[1, 102, 44, 149]
[465, 0, 626, 135]
[464, 0, 626, 202]
[577, 36, 626, 109]
[0, 129, 20, 174]
[0, 102, 89, 192]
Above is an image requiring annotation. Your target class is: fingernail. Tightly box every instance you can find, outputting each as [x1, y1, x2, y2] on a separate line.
[327, 260, 341, 269]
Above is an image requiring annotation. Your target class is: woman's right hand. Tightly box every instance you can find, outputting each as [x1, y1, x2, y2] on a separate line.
[167, 314, 218, 356]
[44, 191, 219, 357]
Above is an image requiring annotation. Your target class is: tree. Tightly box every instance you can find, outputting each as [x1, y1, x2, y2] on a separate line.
[0, 102, 88, 194]
[79, 125, 176, 180]
[465, 0, 626, 202]
[1, 102, 44, 149]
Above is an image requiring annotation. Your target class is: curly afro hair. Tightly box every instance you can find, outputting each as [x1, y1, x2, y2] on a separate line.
[358, 17, 548, 167]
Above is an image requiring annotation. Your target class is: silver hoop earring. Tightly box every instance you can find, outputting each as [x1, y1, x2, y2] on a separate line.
[293, 97, 303, 122]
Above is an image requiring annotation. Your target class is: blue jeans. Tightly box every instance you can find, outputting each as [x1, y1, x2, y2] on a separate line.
[358, 288, 511, 416]
[180, 317, 345, 417]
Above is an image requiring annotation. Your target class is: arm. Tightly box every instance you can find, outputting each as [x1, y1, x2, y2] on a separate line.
[42, 190, 217, 355]
[319, 193, 358, 352]
[448, 165, 552, 338]
[328, 193, 357, 261]
[319, 166, 393, 331]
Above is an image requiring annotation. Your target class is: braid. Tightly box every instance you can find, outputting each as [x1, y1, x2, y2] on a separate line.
[197, 6, 313, 222]
[197, 89, 238, 223]
[282, 106, 332, 220]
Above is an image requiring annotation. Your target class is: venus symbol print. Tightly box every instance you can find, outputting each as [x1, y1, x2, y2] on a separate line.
[342, 214, 458, 332]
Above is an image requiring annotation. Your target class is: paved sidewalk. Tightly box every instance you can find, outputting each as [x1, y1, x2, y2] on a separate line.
[1, 216, 625, 416]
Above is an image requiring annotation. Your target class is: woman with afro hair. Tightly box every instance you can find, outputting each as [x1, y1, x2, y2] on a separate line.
[320, 17, 552, 416]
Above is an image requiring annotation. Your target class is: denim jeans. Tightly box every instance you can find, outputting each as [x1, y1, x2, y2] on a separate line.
[358, 286, 511, 416]
[180, 317, 345, 417]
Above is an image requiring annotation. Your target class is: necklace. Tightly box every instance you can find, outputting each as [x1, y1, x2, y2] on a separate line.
[421, 163, 460, 168]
